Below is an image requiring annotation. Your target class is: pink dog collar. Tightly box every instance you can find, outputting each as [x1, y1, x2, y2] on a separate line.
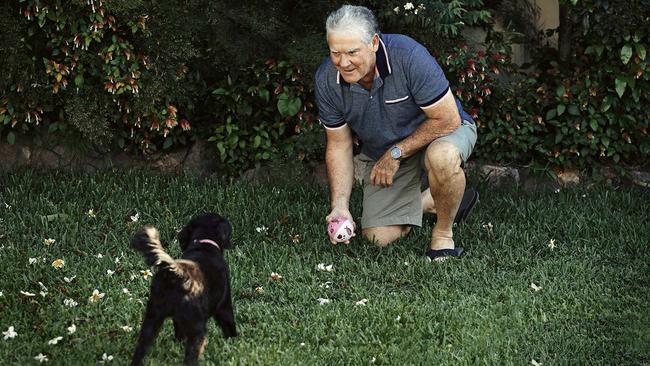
[194, 239, 221, 250]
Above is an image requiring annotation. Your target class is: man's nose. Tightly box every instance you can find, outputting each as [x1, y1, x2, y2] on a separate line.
[339, 55, 351, 67]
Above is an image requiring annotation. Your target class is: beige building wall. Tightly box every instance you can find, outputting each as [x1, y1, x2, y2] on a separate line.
[462, 0, 560, 65]
[512, 0, 560, 65]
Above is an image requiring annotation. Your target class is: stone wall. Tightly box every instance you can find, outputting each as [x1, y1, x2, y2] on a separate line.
[1, 139, 648, 189]
[0, 139, 215, 174]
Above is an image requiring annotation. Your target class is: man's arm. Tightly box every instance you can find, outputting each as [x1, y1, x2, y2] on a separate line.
[324, 124, 356, 243]
[369, 89, 461, 187]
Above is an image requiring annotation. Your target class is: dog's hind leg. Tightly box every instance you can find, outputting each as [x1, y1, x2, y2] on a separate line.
[183, 324, 208, 366]
[131, 303, 166, 366]
[214, 292, 237, 338]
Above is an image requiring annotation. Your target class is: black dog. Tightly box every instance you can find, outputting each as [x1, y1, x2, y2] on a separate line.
[130, 213, 237, 366]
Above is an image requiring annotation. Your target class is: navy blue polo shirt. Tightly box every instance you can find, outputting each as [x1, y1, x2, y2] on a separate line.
[315, 33, 474, 160]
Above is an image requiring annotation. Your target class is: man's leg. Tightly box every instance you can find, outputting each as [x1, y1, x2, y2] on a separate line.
[362, 225, 411, 247]
[424, 140, 465, 250]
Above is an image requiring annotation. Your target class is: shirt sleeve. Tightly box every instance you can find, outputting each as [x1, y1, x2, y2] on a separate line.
[314, 63, 346, 128]
[406, 43, 451, 109]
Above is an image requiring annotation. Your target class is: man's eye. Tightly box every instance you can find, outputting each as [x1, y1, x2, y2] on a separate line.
[348, 51, 357, 56]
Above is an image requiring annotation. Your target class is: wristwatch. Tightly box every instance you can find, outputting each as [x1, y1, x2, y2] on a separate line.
[390, 145, 403, 160]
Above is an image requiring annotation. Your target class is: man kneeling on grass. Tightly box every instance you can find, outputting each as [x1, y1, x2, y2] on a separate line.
[315, 5, 479, 261]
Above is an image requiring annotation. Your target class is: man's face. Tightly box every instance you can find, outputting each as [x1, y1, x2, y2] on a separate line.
[327, 31, 378, 85]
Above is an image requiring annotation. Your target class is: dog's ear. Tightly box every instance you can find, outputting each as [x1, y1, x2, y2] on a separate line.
[216, 219, 233, 250]
[177, 223, 193, 252]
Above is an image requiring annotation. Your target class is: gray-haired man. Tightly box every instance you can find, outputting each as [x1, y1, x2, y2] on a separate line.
[315, 5, 478, 260]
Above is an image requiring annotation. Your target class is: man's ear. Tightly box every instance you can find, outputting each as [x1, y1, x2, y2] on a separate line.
[372, 33, 379, 52]
[177, 224, 192, 252]
[216, 219, 233, 250]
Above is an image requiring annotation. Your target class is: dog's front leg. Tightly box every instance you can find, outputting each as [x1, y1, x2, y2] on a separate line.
[131, 303, 165, 366]
[214, 290, 237, 338]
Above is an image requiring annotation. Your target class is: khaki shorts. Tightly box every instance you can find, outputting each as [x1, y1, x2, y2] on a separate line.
[359, 120, 477, 229]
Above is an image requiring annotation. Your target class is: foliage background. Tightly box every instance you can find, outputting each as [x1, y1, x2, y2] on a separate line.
[1, 0, 648, 175]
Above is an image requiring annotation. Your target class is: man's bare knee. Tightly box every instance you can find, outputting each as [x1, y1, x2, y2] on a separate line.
[425, 141, 462, 174]
[362, 226, 410, 247]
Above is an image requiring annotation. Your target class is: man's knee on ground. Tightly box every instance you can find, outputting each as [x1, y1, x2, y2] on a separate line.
[425, 141, 462, 176]
[362, 226, 411, 247]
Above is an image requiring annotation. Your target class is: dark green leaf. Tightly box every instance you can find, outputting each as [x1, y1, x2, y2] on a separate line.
[615, 78, 627, 98]
[620, 45, 633, 64]
[163, 137, 173, 149]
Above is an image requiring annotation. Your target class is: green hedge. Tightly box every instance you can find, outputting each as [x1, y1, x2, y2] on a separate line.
[1, 0, 648, 175]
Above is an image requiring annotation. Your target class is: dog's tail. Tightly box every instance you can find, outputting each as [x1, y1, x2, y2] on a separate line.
[131, 226, 177, 272]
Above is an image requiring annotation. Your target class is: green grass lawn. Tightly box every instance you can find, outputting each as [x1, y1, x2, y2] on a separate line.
[0, 169, 648, 365]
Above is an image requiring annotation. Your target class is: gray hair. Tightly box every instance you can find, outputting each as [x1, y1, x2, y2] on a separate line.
[326, 5, 379, 44]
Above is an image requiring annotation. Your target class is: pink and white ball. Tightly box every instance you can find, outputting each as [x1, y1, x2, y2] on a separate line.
[327, 216, 355, 243]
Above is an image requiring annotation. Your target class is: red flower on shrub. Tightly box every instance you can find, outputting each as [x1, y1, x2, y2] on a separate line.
[165, 118, 177, 128]
[167, 105, 177, 117]
[151, 116, 160, 131]
[179, 119, 191, 131]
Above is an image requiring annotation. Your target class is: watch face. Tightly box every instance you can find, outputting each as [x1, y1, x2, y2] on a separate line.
[391, 146, 401, 159]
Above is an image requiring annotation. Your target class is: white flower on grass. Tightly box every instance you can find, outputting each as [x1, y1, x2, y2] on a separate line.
[52, 259, 65, 269]
[0, 291, 3, 297]
[29, 257, 38, 265]
[270, 272, 283, 281]
[40, 291, 48, 298]
[34, 353, 48, 363]
[43, 238, 56, 246]
[316, 263, 334, 272]
[300, 342, 306, 347]
[64, 276, 76, 283]
[395, 315, 401, 321]
[96, 253, 103, 259]
[86, 209, 96, 218]
[403, 2, 414, 10]
[317, 298, 331, 305]
[319, 281, 332, 289]
[290, 234, 300, 243]
[554, 188, 561, 194]
[531, 359, 542, 366]
[38, 282, 48, 292]
[20, 290, 36, 297]
[47, 336, 63, 345]
[482, 222, 494, 231]
[355, 299, 368, 306]
[548, 239, 556, 250]
[141, 270, 152, 279]
[255, 286, 264, 294]
[64, 298, 78, 307]
[130, 213, 140, 222]
[530, 283, 542, 292]
[3, 326, 17, 340]
[393, 6, 400, 14]
[106, 269, 115, 276]
[121, 325, 133, 332]
[370, 356, 377, 363]
[99, 353, 114, 363]
[122, 288, 131, 296]
[67, 324, 76, 334]
[255, 226, 268, 234]
[89, 289, 105, 302]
